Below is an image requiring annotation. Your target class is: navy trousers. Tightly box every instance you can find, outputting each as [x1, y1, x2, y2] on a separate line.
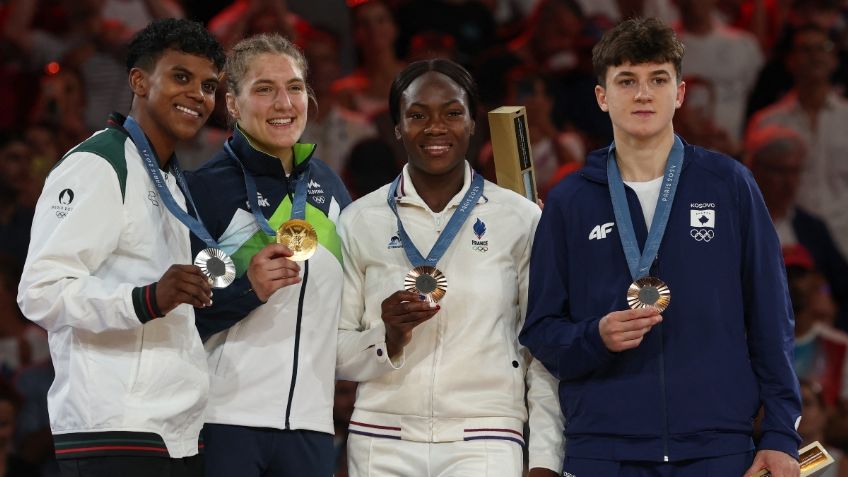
[563, 452, 755, 477]
[202, 424, 334, 477]
[58, 455, 202, 477]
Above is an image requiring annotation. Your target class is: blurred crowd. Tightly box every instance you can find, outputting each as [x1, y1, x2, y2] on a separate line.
[1, 0, 847, 476]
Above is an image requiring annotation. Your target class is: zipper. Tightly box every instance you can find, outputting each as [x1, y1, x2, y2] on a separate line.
[284, 259, 309, 429]
[655, 253, 670, 462]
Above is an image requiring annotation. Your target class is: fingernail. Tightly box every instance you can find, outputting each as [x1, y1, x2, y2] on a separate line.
[435, 304, 441, 310]
[209, 300, 213, 306]
[419, 294, 426, 301]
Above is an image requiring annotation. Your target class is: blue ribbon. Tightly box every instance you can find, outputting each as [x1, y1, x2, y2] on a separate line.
[386, 172, 484, 268]
[224, 140, 310, 237]
[607, 135, 684, 281]
[124, 116, 219, 249]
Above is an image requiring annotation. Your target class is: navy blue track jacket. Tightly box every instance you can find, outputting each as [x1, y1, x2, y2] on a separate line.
[519, 140, 801, 462]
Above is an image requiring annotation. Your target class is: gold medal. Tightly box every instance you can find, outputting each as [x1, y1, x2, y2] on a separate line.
[194, 247, 236, 288]
[276, 219, 318, 262]
[404, 266, 448, 303]
[627, 276, 671, 312]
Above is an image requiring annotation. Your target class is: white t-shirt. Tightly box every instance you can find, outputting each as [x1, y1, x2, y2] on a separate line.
[624, 176, 663, 230]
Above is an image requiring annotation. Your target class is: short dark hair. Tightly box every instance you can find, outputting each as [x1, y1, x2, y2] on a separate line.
[592, 17, 684, 87]
[126, 18, 225, 73]
[388, 59, 479, 125]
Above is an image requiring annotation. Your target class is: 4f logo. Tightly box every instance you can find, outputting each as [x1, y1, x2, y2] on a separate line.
[589, 222, 614, 240]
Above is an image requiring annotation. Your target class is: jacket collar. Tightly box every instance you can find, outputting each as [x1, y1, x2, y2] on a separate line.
[109, 112, 174, 172]
[580, 134, 693, 185]
[395, 161, 486, 210]
[227, 125, 316, 177]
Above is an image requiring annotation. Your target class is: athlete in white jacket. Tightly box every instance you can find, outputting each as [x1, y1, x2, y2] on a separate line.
[336, 59, 564, 477]
[17, 19, 223, 477]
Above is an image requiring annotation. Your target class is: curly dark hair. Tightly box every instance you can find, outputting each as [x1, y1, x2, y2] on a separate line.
[126, 18, 225, 73]
[388, 58, 479, 125]
[592, 17, 684, 87]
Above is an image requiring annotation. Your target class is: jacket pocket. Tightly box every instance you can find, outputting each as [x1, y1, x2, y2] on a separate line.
[207, 322, 242, 377]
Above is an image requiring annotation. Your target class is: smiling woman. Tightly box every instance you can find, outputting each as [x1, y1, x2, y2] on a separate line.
[183, 33, 353, 477]
[335, 59, 564, 477]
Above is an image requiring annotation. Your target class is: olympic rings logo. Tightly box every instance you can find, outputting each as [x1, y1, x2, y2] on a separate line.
[690, 228, 715, 242]
[472, 245, 488, 252]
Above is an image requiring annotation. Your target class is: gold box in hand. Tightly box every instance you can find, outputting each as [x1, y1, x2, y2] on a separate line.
[488, 106, 538, 203]
[754, 441, 835, 477]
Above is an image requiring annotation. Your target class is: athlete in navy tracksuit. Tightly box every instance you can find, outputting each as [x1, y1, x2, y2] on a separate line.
[520, 18, 801, 477]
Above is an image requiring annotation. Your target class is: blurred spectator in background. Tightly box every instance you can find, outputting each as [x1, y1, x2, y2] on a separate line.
[478, 68, 584, 198]
[395, 0, 497, 66]
[747, 125, 848, 329]
[0, 136, 35, 270]
[27, 66, 88, 156]
[574, 0, 678, 25]
[300, 27, 377, 174]
[287, 0, 357, 72]
[100, 0, 184, 34]
[0, 256, 49, 381]
[675, 0, 763, 153]
[788, 248, 846, 408]
[11, 360, 54, 477]
[787, 252, 848, 454]
[746, 1, 848, 120]
[797, 379, 848, 477]
[674, 75, 738, 156]
[2, 0, 133, 133]
[476, 0, 613, 149]
[406, 30, 458, 62]
[208, 0, 312, 51]
[0, 379, 38, 477]
[342, 138, 401, 199]
[748, 24, 848, 259]
[333, 0, 405, 118]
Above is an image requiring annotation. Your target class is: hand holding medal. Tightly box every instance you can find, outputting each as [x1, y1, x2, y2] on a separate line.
[381, 290, 440, 357]
[155, 264, 214, 313]
[276, 219, 318, 262]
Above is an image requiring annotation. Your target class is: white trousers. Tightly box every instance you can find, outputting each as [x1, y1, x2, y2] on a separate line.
[347, 434, 524, 477]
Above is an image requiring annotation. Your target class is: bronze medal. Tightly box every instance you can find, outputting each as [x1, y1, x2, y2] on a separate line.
[404, 266, 448, 303]
[627, 276, 671, 312]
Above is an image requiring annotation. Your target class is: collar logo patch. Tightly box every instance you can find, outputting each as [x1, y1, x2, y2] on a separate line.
[387, 233, 403, 249]
[472, 218, 488, 252]
[690, 207, 716, 242]
[307, 179, 325, 195]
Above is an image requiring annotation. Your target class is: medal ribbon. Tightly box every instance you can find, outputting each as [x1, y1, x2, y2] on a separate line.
[224, 140, 311, 237]
[386, 172, 484, 268]
[607, 135, 684, 281]
[124, 116, 220, 249]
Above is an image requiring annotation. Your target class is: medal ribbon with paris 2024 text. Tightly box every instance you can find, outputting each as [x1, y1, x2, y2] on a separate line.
[386, 172, 484, 269]
[124, 115, 222, 251]
[223, 139, 311, 237]
[607, 134, 684, 281]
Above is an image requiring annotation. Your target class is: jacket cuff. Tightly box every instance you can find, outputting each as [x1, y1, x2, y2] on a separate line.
[132, 283, 162, 324]
[528, 455, 563, 475]
[587, 316, 615, 361]
[367, 322, 405, 369]
[758, 431, 801, 460]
